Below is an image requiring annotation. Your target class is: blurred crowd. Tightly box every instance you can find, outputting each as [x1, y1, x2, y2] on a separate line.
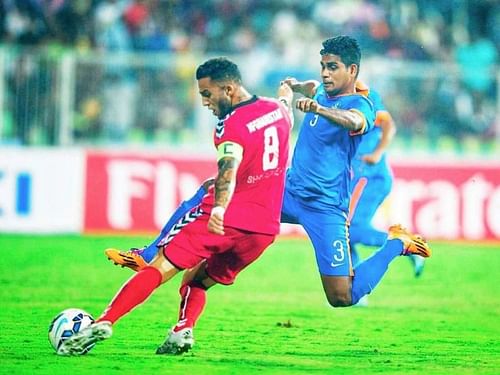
[0, 0, 499, 151]
[1, 0, 499, 58]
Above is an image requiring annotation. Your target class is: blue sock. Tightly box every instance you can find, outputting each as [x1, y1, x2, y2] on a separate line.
[363, 229, 388, 247]
[141, 185, 207, 263]
[351, 239, 402, 304]
[350, 225, 388, 247]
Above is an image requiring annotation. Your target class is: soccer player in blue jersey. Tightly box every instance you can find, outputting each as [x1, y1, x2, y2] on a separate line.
[107, 35, 431, 309]
[349, 82, 425, 280]
[277, 35, 430, 307]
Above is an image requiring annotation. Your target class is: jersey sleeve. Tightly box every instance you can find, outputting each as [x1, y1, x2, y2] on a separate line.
[369, 89, 391, 127]
[349, 95, 375, 136]
[368, 89, 386, 113]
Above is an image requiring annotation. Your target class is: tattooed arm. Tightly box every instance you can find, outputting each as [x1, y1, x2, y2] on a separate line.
[214, 156, 238, 208]
[208, 142, 242, 235]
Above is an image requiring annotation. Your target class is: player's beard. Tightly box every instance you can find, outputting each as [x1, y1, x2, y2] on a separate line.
[217, 98, 233, 120]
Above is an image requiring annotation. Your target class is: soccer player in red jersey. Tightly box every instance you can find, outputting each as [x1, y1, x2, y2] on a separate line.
[59, 57, 294, 356]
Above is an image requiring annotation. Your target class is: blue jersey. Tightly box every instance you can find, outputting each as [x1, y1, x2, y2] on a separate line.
[356, 89, 385, 156]
[286, 85, 375, 212]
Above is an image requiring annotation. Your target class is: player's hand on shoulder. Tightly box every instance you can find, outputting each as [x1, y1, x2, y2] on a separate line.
[281, 77, 299, 91]
[296, 97, 319, 113]
[278, 81, 293, 100]
[208, 206, 225, 235]
[277, 82, 293, 107]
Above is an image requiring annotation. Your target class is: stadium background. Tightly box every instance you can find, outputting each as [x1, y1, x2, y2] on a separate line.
[1, 2, 499, 374]
[0, 0, 499, 240]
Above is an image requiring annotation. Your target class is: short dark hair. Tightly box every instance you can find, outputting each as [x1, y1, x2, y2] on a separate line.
[320, 35, 361, 72]
[196, 57, 242, 84]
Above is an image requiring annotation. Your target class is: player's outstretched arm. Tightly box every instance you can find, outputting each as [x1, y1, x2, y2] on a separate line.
[295, 97, 365, 132]
[282, 77, 319, 98]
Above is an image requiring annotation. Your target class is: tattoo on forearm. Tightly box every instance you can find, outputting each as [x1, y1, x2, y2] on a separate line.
[215, 157, 237, 208]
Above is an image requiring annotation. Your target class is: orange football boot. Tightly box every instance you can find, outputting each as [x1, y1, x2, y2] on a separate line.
[388, 224, 432, 258]
[105, 248, 148, 272]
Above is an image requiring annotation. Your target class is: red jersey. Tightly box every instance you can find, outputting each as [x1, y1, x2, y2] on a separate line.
[201, 96, 292, 235]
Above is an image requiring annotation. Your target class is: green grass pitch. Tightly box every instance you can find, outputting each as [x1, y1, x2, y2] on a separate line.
[0, 234, 499, 374]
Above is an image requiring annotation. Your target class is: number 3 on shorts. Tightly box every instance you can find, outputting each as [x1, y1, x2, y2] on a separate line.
[332, 240, 345, 263]
[263, 126, 279, 171]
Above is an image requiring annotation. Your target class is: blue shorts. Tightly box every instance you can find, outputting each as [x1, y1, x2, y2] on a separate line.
[281, 187, 353, 277]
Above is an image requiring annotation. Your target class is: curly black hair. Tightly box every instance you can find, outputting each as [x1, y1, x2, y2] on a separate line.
[196, 57, 242, 84]
[320, 35, 361, 72]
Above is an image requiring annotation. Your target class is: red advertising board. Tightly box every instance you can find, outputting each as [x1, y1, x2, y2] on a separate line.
[84, 150, 216, 232]
[388, 159, 500, 240]
[84, 151, 500, 240]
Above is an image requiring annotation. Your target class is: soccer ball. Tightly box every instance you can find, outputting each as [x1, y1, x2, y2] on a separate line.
[48, 308, 95, 355]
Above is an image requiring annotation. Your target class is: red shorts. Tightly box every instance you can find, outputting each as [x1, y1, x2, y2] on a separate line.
[162, 213, 275, 285]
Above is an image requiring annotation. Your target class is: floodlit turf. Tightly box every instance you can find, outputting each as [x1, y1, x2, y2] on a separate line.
[0, 234, 499, 374]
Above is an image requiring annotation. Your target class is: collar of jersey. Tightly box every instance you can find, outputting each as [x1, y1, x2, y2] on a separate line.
[230, 95, 258, 112]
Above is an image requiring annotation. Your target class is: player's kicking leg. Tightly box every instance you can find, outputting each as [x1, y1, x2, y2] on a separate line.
[58, 321, 113, 356]
[351, 223, 426, 278]
[59, 249, 182, 355]
[349, 224, 431, 305]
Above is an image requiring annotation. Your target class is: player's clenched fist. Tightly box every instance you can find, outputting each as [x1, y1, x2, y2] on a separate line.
[296, 97, 320, 113]
[208, 206, 225, 235]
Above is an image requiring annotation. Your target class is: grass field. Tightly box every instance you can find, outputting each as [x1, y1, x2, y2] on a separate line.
[1, 234, 499, 374]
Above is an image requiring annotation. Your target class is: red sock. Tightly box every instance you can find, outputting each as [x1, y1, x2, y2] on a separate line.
[173, 280, 207, 332]
[98, 266, 162, 324]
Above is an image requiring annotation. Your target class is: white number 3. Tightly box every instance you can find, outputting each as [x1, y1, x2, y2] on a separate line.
[263, 126, 279, 171]
[332, 240, 345, 262]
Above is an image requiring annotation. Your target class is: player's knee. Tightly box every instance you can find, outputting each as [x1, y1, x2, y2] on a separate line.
[326, 292, 352, 308]
[321, 276, 352, 307]
[180, 279, 211, 295]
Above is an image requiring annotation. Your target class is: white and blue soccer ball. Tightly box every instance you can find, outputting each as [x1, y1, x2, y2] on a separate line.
[48, 308, 95, 355]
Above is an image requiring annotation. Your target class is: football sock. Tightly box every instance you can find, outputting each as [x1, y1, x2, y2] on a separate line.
[363, 228, 388, 247]
[350, 225, 388, 247]
[173, 280, 207, 332]
[98, 266, 162, 324]
[141, 185, 207, 263]
[350, 239, 402, 304]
